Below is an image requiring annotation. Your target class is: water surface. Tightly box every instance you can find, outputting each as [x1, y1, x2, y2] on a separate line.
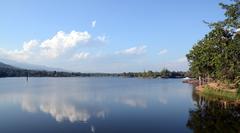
[0, 77, 238, 133]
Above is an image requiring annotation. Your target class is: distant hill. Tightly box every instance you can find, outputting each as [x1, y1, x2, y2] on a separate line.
[0, 61, 118, 77]
[0, 62, 18, 69]
[0, 59, 65, 71]
[0, 61, 74, 77]
[0, 61, 23, 77]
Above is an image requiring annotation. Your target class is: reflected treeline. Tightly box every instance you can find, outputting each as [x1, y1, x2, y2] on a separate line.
[187, 89, 240, 133]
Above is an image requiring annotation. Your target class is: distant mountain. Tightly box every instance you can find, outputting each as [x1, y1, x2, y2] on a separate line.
[0, 59, 65, 71]
[0, 61, 74, 77]
[0, 61, 118, 77]
[0, 62, 18, 69]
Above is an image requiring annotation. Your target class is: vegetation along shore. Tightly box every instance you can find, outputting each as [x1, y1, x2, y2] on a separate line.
[0, 62, 187, 78]
[185, 1, 240, 102]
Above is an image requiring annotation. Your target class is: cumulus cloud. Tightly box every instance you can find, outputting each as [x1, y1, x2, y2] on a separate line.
[0, 49, 28, 60]
[0, 30, 94, 61]
[72, 52, 90, 60]
[91, 20, 96, 28]
[0, 40, 39, 61]
[23, 40, 38, 52]
[158, 49, 168, 55]
[116, 45, 147, 55]
[40, 31, 91, 58]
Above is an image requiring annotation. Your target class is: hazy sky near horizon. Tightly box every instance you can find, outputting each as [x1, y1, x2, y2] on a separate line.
[0, 0, 229, 72]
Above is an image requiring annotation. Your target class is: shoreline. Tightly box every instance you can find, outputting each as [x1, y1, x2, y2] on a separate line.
[183, 79, 240, 104]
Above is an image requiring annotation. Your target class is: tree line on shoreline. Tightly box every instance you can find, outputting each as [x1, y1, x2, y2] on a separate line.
[121, 69, 187, 78]
[0, 62, 187, 78]
[186, 0, 240, 89]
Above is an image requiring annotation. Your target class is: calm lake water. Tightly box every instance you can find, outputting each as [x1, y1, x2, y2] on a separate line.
[0, 77, 239, 133]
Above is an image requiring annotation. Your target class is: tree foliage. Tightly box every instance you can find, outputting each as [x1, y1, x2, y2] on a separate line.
[186, 0, 240, 87]
[122, 69, 186, 78]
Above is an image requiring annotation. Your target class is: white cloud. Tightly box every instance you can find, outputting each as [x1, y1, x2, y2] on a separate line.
[0, 30, 94, 62]
[40, 31, 91, 58]
[158, 49, 168, 55]
[91, 20, 96, 28]
[0, 40, 39, 61]
[96, 35, 107, 42]
[177, 57, 187, 63]
[23, 40, 38, 52]
[116, 45, 147, 55]
[72, 52, 90, 60]
[0, 49, 28, 60]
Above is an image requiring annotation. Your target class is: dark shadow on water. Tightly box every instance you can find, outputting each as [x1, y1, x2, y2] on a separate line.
[187, 88, 240, 133]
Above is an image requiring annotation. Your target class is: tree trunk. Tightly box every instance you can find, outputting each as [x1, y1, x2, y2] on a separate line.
[199, 76, 202, 86]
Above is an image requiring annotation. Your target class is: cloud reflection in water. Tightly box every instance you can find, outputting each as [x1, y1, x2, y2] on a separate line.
[0, 80, 171, 124]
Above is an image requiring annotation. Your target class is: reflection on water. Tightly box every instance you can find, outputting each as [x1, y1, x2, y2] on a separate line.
[0, 91, 106, 123]
[1, 78, 240, 133]
[0, 77, 198, 132]
[187, 90, 240, 133]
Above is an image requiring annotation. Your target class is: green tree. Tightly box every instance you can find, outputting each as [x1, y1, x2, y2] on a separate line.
[186, 0, 240, 87]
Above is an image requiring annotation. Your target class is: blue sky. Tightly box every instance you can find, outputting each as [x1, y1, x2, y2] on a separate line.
[0, 0, 229, 72]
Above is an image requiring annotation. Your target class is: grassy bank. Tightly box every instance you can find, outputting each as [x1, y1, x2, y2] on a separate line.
[200, 86, 240, 101]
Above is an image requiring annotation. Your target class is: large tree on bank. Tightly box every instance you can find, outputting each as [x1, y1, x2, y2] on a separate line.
[186, 0, 240, 88]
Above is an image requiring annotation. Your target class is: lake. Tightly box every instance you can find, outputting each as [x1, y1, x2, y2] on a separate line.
[0, 77, 239, 133]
